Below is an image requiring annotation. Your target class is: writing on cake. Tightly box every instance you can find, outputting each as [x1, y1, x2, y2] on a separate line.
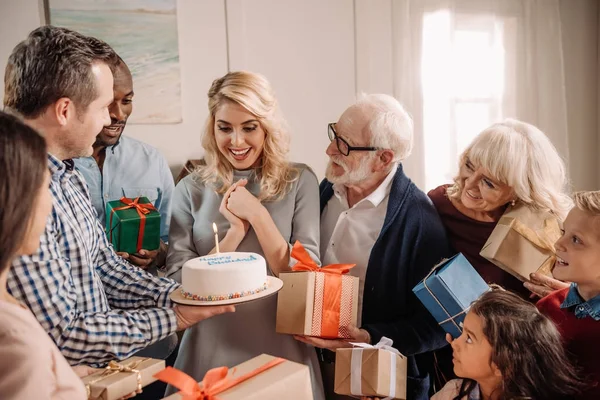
[206, 254, 258, 265]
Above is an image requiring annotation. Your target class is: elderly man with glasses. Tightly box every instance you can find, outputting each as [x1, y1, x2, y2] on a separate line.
[295, 94, 453, 400]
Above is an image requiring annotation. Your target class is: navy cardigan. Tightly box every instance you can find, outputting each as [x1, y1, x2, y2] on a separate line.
[320, 165, 454, 399]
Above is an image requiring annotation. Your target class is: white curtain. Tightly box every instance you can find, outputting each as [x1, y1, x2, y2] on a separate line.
[391, 0, 569, 191]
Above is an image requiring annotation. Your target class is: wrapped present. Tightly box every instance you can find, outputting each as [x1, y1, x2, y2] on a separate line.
[276, 241, 359, 339]
[158, 354, 313, 400]
[106, 196, 160, 254]
[334, 337, 407, 399]
[412, 254, 489, 338]
[81, 357, 165, 400]
[480, 204, 561, 281]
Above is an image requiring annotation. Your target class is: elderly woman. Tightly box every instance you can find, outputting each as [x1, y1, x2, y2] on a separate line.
[165, 71, 324, 399]
[426, 119, 572, 390]
[428, 119, 571, 299]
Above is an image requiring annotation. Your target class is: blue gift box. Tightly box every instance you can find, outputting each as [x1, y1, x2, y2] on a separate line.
[412, 253, 489, 338]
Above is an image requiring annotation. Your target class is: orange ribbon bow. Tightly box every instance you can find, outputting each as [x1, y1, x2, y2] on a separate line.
[108, 197, 157, 253]
[291, 241, 356, 338]
[154, 357, 285, 399]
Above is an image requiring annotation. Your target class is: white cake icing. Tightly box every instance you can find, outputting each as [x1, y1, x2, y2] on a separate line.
[181, 252, 268, 301]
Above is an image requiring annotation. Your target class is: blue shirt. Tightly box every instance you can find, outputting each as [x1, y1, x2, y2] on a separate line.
[74, 135, 174, 242]
[561, 283, 600, 320]
[7, 154, 179, 366]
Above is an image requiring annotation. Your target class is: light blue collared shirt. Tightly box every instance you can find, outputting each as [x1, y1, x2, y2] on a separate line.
[561, 283, 600, 320]
[74, 135, 174, 243]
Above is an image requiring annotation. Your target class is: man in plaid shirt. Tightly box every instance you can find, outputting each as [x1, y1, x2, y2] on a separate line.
[3, 26, 234, 366]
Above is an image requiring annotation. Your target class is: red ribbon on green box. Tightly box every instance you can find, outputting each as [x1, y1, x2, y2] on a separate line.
[108, 197, 158, 253]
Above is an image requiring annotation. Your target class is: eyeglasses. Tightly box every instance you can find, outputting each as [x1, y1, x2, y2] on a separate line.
[328, 123, 378, 156]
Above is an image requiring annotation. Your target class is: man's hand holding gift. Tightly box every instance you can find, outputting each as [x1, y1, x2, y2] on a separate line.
[294, 325, 371, 350]
[118, 242, 166, 270]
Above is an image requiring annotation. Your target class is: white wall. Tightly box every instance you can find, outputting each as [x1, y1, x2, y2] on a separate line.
[0, 0, 422, 183]
[0, 0, 357, 181]
[0, 0, 231, 179]
[0, 0, 599, 190]
[598, 1, 600, 190]
[225, 0, 356, 179]
[0, 1, 42, 74]
[559, 0, 599, 191]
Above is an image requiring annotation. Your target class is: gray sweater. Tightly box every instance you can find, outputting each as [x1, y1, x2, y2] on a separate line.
[164, 162, 325, 399]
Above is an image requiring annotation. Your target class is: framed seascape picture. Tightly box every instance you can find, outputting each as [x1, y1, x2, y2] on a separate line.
[46, 0, 183, 124]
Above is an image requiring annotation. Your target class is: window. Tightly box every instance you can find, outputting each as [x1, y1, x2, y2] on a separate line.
[421, 10, 513, 191]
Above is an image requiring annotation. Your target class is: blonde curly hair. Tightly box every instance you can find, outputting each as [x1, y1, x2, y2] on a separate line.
[447, 119, 572, 220]
[195, 71, 298, 201]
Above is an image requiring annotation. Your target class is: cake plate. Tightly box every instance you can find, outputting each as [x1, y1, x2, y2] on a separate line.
[170, 276, 284, 306]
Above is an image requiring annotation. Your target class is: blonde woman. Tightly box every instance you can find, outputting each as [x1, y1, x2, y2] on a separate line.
[428, 119, 572, 299]
[165, 71, 324, 399]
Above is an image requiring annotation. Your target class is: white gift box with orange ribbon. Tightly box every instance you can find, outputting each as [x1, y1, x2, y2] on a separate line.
[276, 241, 359, 338]
[158, 354, 312, 399]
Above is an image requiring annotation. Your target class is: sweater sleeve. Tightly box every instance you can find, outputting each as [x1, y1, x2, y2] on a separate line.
[165, 177, 201, 283]
[362, 201, 452, 356]
[288, 166, 321, 265]
[158, 153, 175, 243]
[0, 332, 58, 399]
[0, 312, 87, 400]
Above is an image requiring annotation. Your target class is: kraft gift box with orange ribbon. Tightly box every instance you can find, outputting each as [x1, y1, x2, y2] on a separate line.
[412, 254, 489, 338]
[81, 357, 165, 400]
[479, 204, 562, 281]
[334, 337, 407, 399]
[158, 354, 313, 400]
[275, 241, 359, 339]
[106, 196, 161, 254]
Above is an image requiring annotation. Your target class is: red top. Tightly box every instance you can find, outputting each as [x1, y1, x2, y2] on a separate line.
[428, 185, 529, 298]
[537, 288, 600, 399]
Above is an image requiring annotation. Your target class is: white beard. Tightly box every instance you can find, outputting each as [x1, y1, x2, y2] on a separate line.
[325, 153, 374, 185]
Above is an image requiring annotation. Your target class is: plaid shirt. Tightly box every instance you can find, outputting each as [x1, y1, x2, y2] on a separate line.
[7, 154, 180, 365]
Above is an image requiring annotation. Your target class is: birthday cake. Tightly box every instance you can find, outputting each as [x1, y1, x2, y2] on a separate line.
[180, 252, 268, 301]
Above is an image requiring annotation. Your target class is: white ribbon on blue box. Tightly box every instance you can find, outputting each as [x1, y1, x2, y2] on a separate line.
[348, 337, 403, 399]
[412, 253, 490, 338]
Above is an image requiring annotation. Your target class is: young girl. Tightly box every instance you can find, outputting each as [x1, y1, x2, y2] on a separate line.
[433, 287, 583, 400]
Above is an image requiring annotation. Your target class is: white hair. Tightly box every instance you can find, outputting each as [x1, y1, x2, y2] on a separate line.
[447, 118, 572, 220]
[354, 93, 414, 162]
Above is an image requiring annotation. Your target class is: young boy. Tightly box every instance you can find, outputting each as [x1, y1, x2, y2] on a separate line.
[537, 191, 600, 399]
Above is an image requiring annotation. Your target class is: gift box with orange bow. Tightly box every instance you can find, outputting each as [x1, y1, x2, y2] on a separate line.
[106, 196, 161, 254]
[479, 204, 562, 281]
[81, 357, 165, 400]
[275, 241, 359, 339]
[158, 354, 313, 400]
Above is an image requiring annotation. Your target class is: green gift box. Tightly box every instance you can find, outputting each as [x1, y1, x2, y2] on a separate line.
[106, 197, 160, 254]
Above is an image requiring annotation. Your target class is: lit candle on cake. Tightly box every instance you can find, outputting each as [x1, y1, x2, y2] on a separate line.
[213, 222, 220, 253]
